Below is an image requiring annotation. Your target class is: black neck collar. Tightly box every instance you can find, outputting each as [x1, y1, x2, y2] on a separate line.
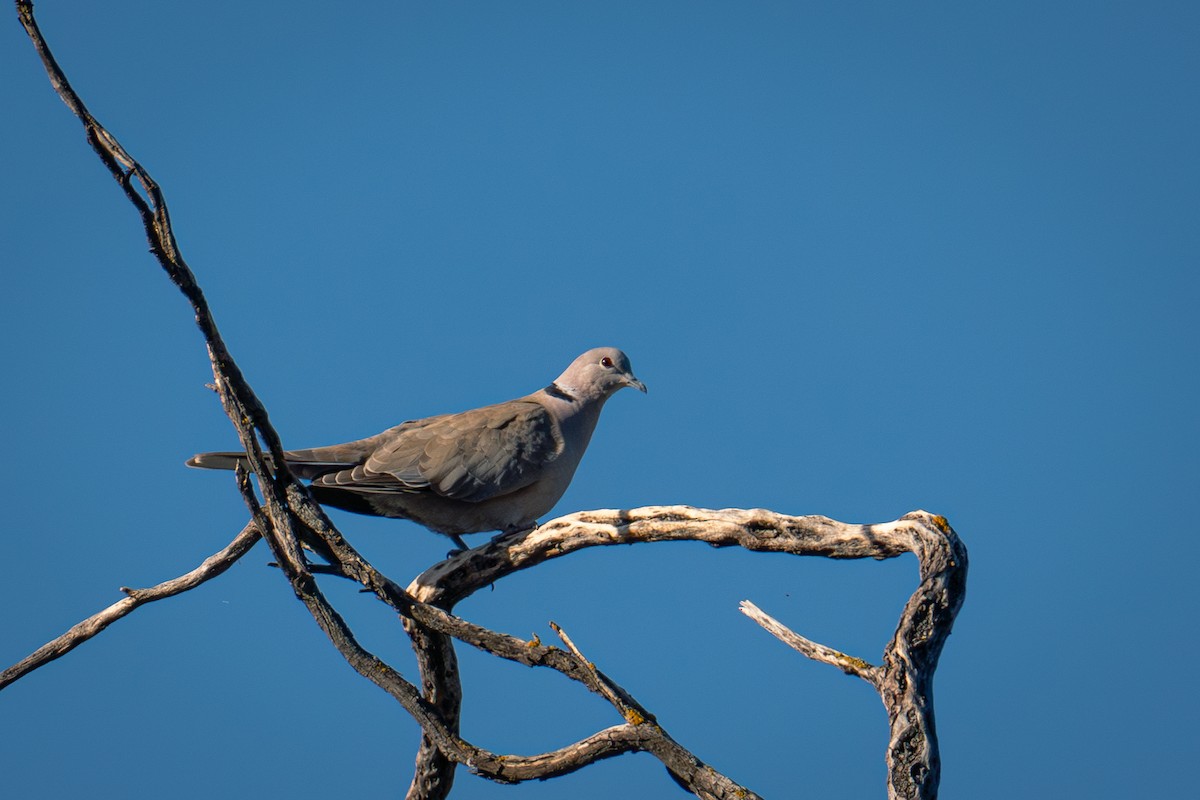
[544, 382, 578, 402]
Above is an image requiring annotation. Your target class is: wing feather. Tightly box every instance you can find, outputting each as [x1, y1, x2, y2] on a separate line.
[308, 400, 559, 503]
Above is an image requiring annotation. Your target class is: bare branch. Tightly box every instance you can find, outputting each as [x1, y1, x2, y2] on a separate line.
[15, 5, 968, 799]
[411, 506, 917, 607]
[403, 507, 964, 800]
[0, 523, 261, 690]
[739, 600, 881, 685]
[876, 513, 967, 800]
[263, 496, 760, 796]
[476, 723, 764, 800]
[549, 621, 654, 726]
[733, 512, 967, 800]
[17, 0, 296, 514]
[14, 0, 461, 777]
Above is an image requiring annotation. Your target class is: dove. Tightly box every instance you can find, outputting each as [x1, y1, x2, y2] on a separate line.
[187, 347, 646, 550]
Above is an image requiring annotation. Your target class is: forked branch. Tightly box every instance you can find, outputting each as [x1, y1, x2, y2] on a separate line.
[401, 507, 966, 800]
[14, 4, 966, 799]
[12, 5, 762, 796]
[739, 513, 967, 800]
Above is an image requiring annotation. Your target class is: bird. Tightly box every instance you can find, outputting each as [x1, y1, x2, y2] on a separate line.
[187, 347, 646, 550]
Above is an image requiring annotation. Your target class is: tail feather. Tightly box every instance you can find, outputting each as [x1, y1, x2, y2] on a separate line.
[186, 449, 359, 480]
[186, 451, 253, 471]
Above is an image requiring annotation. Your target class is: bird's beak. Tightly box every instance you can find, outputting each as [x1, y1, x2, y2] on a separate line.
[626, 376, 648, 394]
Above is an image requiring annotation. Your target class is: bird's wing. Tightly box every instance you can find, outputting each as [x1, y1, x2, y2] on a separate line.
[309, 400, 560, 503]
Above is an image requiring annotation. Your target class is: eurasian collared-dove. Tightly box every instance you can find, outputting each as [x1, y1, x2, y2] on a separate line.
[187, 347, 646, 550]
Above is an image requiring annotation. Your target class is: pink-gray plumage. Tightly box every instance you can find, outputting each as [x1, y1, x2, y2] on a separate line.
[187, 347, 646, 549]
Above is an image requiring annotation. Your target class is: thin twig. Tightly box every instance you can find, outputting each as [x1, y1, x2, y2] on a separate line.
[14, 5, 769, 796]
[549, 621, 654, 726]
[739, 600, 881, 685]
[0, 523, 261, 690]
[404, 507, 965, 800]
[15, 5, 968, 798]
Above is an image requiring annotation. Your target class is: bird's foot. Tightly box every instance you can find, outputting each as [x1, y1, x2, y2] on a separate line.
[443, 533, 471, 559]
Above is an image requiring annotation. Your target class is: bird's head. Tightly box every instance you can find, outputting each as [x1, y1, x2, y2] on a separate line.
[554, 347, 647, 402]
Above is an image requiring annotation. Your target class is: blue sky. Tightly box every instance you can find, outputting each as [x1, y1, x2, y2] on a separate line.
[3, 2, 1197, 798]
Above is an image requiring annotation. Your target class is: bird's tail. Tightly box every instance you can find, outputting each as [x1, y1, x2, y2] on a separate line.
[186, 449, 360, 480]
[186, 451, 259, 471]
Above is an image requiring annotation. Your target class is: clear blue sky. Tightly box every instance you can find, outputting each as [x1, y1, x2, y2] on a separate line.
[3, 2, 1196, 798]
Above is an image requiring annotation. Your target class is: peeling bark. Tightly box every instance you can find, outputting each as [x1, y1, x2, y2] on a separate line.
[11, 5, 967, 798]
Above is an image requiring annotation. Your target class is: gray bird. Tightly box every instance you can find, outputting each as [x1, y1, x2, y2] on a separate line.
[187, 347, 646, 550]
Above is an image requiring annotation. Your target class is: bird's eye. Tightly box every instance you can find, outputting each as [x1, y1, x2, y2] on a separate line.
[600, 356, 614, 368]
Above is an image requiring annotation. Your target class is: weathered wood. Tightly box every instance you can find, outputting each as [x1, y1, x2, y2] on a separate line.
[740, 512, 967, 800]
[12, 5, 968, 798]
[0, 522, 261, 690]
[404, 507, 965, 800]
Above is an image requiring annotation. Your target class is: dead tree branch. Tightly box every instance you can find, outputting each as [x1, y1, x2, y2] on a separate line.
[402, 507, 966, 800]
[15, 0, 464, 774]
[13, 5, 763, 796]
[282, 487, 761, 797]
[14, 4, 967, 798]
[0, 522, 261, 690]
[740, 513, 967, 800]
[740, 600, 881, 683]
